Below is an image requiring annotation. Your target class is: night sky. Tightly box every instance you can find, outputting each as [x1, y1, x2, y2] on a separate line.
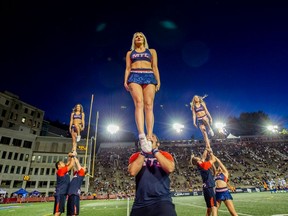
[1, 1, 288, 140]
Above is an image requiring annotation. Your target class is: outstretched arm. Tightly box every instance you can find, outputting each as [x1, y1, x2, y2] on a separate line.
[201, 148, 209, 161]
[190, 154, 194, 166]
[66, 153, 75, 171]
[215, 156, 229, 177]
[74, 157, 83, 171]
[208, 151, 216, 165]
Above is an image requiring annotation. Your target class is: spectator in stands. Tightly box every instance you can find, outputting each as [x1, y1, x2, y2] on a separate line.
[69, 104, 85, 154]
[53, 152, 75, 216]
[190, 95, 214, 149]
[124, 32, 161, 153]
[128, 134, 177, 216]
[191, 147, 217, 216]
[213, 156, 238, 216]
[67, 156, 87, 216]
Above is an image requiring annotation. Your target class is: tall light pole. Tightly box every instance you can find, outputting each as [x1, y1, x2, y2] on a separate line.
[91, 111, 99, 177]
[84, 94, 94, 167]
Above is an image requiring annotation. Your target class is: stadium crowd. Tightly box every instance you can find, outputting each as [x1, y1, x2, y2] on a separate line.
[91, 136, 288, 198]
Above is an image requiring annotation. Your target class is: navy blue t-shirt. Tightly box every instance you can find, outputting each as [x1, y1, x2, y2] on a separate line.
[67, 168, 85, 196]
[129, 151, 174, 209]
[55, 166, 70, 195]
[198, 161, 215, 188]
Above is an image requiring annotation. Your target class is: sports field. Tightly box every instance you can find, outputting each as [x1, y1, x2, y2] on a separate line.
[0, 192, 287, 216]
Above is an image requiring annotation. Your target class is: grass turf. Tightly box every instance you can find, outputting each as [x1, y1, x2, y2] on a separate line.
[0, 191, 287, 216]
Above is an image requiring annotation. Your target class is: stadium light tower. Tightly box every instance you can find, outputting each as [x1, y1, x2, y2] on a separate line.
[107, 124, 119, 134]
[267, 125, 278, 133]
[215, 122, 225, 129]
[173, 123, 184, 133]
[215, 121, 228, 136]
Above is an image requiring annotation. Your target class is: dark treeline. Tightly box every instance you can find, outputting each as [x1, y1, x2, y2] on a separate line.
[227, 111, 278, 136]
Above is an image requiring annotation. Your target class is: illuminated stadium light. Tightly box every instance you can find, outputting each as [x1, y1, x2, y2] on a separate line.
[267, 125, 278, 133]
[107, 124, 119, 134]
[173, 123, 184, 133]
[215, 122, 228, 136]
[215, 122, 226, 129]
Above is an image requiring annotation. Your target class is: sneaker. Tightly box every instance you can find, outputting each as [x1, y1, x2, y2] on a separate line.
[139, 137, 152, 153]
[209, 129, 214, 137]
[76, 135, 81, 142]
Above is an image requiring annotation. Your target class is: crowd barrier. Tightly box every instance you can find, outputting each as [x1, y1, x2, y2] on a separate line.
[171, 187, 269, 197]
[0, 194, 124, 204]
[2, 187, 282, 204]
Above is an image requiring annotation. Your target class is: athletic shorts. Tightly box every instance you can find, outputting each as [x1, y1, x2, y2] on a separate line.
[127, 69, 157, 85]
[71, 125, 79, 133]
[197, 115, 208, 126]
[203, 187, 217, 208]
[130, 201, 177, 216]
[67, 195, 80, 215]
[53, 194, 66, 214]
[71, 124, 83, 133]
[216, 188, 233, 201]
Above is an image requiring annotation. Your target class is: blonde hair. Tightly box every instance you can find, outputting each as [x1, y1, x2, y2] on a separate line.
[130, 32, 149, 50]
[190, 95, 206, 110]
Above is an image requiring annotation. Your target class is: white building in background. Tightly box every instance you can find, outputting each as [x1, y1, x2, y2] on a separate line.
[0, 91, 91, 196]
[0, 91, 44, 136]
[0, 128, 91, 196]
[0, 128, 91, 195]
